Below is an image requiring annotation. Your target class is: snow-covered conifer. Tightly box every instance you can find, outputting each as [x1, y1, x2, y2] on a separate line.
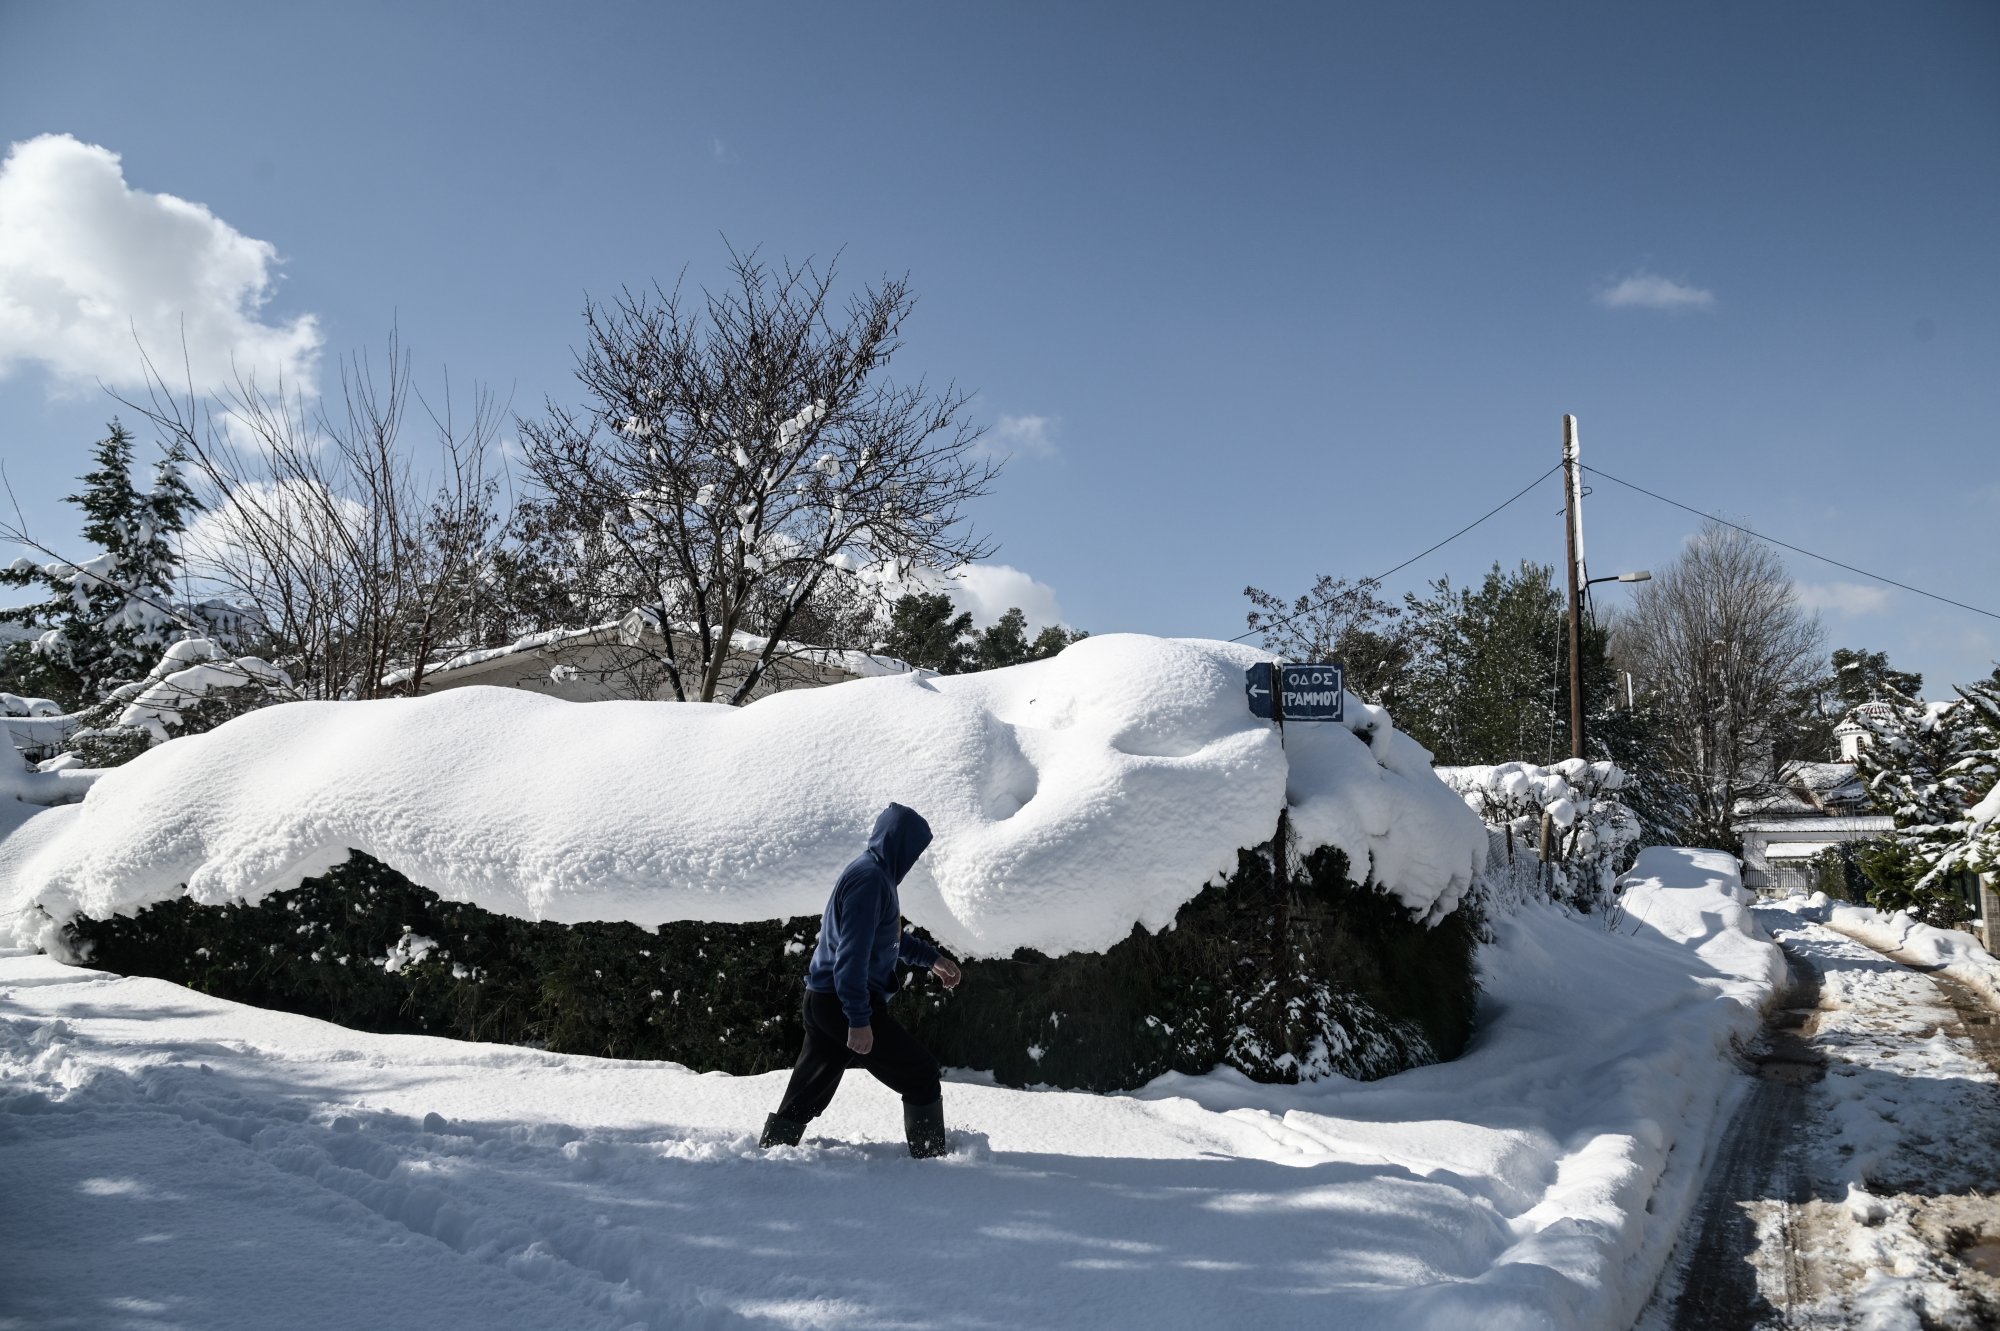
[0, 421, 202, 704]
[1852, 683, 1994, 923]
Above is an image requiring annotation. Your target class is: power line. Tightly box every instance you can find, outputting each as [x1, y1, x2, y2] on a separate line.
[1231, 462, 1562, 644]
[1580, 464, 2000, 623]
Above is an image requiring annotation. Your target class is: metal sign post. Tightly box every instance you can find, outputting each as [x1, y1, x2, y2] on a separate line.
[1246, 661, 1345, 934]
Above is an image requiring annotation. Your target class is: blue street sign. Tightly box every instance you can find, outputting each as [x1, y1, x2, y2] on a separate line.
[1245, 662, 1345, 722]
[1246, 662, 1275, 719]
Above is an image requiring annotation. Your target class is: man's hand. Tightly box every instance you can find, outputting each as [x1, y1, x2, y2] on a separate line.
[847, 1025, 874, 1056]
[931, 956, 962, 990]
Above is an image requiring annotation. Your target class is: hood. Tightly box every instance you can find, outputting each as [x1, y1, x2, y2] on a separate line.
[867, 802, 933, 884]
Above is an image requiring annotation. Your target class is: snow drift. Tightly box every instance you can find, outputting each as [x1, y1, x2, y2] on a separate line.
[0, 846, 1784, 1330]
[1, 634, 1485, 958]
[1775, 891, 2000, 1011]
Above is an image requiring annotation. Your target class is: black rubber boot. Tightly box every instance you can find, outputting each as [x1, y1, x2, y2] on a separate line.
[760, 1112, 807, 1148]
[904, 1097, 949, 1159]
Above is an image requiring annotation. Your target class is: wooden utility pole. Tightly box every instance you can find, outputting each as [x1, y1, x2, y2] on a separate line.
[1563, 414, 1587, 760]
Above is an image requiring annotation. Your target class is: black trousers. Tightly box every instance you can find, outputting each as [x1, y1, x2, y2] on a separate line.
[775, 988, 941, 1122]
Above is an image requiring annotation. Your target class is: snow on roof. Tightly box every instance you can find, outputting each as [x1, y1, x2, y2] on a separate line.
[1732, 815, 1893, 834]
[380, 614, 916, 689]
[1732, 761, 1871, 820]
[1762, 841, 1841, 860]
[0, 634, 1485, 958]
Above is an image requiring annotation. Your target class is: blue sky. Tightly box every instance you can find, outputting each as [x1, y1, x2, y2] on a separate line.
[1, 1, 1996, 694]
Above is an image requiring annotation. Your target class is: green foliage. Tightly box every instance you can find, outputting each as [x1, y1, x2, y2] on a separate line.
[882, 591, 974, 672]
[1853, 682, 1998, 893]
[0, 421, 201, 705]
[1832, 647, 1923, 708]
[1396, 563, 1564, 764]
[1856, 837, 1971, 927]
[68, 679, 290, 771]
[971, 605, 1033, 672]
[901, 844, 1478, 1088]
[882, 593, 1082, 675]
[1244, 562, 1674, 841]
[1946, 678, 2000, 878]
[971, 606, 1085, 672]
[1807, 842, 1870, 903]
[0, 640, 85, 715]
[70, 840, 1478, 1091]
[1242, 576, 1412, 708]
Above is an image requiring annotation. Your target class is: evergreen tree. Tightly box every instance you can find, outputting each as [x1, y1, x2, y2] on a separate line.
[972, 607, 1085, 670]
[1397, 562, 1570, 766]
[1852, 683, 1992, 924]
[1935, 677, 2000, 883]
[1831, 647, 1923, 708]
[0, 421, 201, 705]
[973, 606, 1032, 672]
[1028, 621, 1086, 660]
[881, 591, 973, 674]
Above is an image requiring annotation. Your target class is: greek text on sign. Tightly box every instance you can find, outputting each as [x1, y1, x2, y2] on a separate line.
[1245, 662, 1345, 722]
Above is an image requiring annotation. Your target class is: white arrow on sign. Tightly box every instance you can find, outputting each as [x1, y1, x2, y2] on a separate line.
[1248, 684, 1270, 698]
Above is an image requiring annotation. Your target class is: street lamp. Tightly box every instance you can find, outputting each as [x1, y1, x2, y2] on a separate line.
[1570, 570, 1652, 758]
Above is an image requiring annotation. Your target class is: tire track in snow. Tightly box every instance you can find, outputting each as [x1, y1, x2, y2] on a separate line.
[1644, 919, 2000, 1330]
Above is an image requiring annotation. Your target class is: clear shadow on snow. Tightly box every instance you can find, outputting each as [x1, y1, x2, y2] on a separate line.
[3, 993, 1505, 1331]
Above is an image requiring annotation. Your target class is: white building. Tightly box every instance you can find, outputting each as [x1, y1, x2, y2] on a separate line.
[1734, 761, 1892, 897]
[1734, 704, 1997, 951]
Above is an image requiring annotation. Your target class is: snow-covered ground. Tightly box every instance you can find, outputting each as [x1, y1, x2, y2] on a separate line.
[1781, 891, 2000, 1012]
[1, 849, 1781, 1331]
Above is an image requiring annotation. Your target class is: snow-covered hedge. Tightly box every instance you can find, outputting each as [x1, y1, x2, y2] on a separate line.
[3, 634, 1485, 957]
[1437, 760, 1639, 911]
[69, 838, 1481, 1090]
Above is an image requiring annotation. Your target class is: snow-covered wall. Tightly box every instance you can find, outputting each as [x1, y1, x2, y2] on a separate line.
[0, 635, 1486, 959]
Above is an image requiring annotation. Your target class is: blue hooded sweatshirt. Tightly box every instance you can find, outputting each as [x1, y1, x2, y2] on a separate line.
[805, 803, 941, 1028]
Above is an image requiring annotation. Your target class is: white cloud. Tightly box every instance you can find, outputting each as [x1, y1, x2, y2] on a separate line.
[711, 138, 732, 163]
[0, 133, 321, 397]
[985, 413, 1058, 459]
[177, 478, 365, 591]
[1795, 581, 1891, 616]
[862, 560, 1067, 633]
[945, 563, 1066, 632]
[1594, 272, 1716, 312]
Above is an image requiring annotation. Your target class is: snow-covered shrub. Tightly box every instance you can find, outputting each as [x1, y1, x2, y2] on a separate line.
[1438, 759, 1640, 912]
[50, 638, 293, 771]
[16, 634, 1488, 1087]
[69, 840, 1478, 1090]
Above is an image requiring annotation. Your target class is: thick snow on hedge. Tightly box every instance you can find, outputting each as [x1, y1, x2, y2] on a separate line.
[1, 634, 1484, 957]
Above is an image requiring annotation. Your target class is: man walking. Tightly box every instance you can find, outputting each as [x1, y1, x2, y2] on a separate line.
[761, 802, 962, 1158]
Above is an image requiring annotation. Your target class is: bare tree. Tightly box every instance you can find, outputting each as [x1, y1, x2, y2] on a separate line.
[122, 334, 507, 701]
[1613, 523, 1829, 848]
[518, 249, 1000, 704]
[1243, 576, 1410, 705]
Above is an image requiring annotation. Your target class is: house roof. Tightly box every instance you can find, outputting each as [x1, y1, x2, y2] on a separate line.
[382, 613, 916, 690]
[1764, 841, 1842, 859]
[1732, 814, 1893, 835]
[1732, 760, 1873, 820]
